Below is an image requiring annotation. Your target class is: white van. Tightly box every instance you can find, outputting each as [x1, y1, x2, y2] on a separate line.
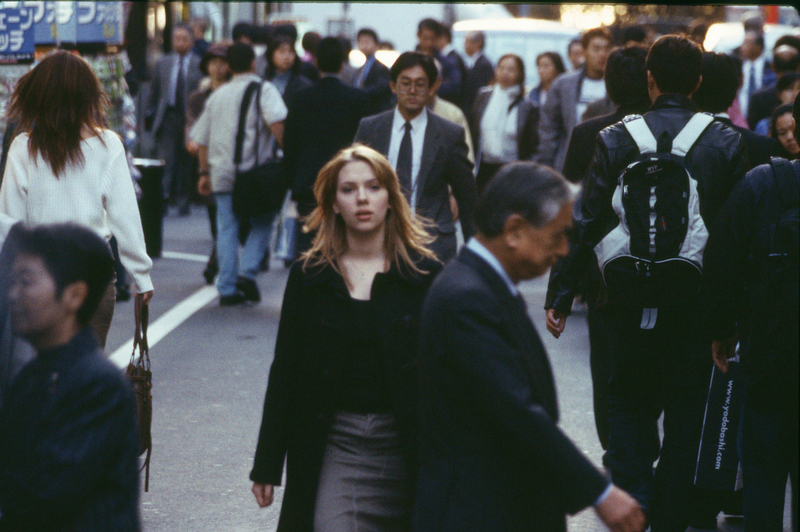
[451, 18, 582, 88]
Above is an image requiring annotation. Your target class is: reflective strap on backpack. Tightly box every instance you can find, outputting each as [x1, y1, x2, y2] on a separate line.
[622, 114, 658, 154]
[671, 113, 714, 157]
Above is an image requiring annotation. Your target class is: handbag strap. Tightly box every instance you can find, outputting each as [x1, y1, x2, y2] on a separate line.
[234, 81, 261, 165]
[130, 294, 150, 370]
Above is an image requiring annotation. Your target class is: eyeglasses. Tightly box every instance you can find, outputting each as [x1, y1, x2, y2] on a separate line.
[396, 79, 430, 94]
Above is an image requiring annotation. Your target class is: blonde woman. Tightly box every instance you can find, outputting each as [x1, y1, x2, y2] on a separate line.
[250, 144, 440, 532]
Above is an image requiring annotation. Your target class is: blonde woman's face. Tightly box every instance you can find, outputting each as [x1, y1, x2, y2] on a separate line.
[333, 161, 390, 235]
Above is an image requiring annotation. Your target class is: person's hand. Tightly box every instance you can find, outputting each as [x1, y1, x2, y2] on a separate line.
[252, 482, 274, 508]
[186, 139, 199, 155]
[594, 486, 647, 532]
[545, 308, 568, 339]
[197, 174, 212, 196]
[138, 291, 154, 305]
[712, 334, 738, 374]
[449, 192, 459, 222]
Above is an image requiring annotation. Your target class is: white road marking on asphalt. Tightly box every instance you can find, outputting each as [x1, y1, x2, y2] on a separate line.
[161, 250, 209, 263]
[110, 285, 219, 369]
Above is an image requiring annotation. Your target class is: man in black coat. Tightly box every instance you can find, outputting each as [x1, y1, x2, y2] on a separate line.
[0, 223, 141, 532]
[415, 162, 646, 532]
[460, 30, 494, 117]
[354, 28, 392, 116]
[746, 41, 800, 130]
[283, 37, 369, 254]
[354, 52, 476, 263]
[694, 51, 781, 169]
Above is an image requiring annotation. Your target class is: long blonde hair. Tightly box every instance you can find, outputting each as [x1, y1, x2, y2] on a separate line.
[301, 144, 438, 280]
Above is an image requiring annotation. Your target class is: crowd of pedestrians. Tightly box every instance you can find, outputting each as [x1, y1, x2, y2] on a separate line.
[0, 11, 798, 532]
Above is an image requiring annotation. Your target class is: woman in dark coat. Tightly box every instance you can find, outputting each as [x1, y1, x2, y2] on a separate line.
[264, 34, 313, 107]
[470, 53, 539, 195]
[250, 144, 441, 532]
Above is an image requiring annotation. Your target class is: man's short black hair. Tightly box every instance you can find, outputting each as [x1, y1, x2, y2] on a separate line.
[390, 51, 438, 86]
[775, 34, 800, 55]
[581, 26, 614, 50]
[475, 162, 578, 237]
[776, 71, 800, 93]
[316, 36, 345, 74]
[302, 31, 322, 55]
[693, 52, 741, 114]
[773, 46, 800, 75]
[646, 35, 703, 96]
[272, 23, 298, 44]
[13, 223, 114, 325]
[357, 28, 378, 43]
[226, 42, 255, 73]
[418, 18, 441, 35]
[605, 45, 650, 111]
[439, 24, 452, 42]
[623, 25, 647, 44]
[232, 21, 254, 43]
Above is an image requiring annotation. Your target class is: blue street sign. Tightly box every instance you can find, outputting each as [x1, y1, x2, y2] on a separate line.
[0, 3, 36, 61]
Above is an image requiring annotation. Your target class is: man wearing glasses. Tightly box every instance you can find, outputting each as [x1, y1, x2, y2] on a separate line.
[355, 52, 476, 262]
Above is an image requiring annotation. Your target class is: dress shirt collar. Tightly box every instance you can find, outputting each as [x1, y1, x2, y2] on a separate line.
[466, 237, 519, 296]
[392, 106, 428, 134]
[440, 44, 455, 56]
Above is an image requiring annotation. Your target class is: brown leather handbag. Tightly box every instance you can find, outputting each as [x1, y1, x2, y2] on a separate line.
[125, 294, 152, 491]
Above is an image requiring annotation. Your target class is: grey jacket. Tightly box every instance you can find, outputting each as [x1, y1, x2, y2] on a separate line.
[146, 52, 202, 135]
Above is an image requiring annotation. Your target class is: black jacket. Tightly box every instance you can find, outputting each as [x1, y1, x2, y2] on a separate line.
[356, 56, 392, 116]
[714, 115, 781, 169]
[250, 257, 441, 532]
[0, 328, 140, 532]
[546, 94, 750, 314]
[460, 53, 494, 117]
[283, 76, 369, 206]
[470, 87, 539, 163]
[414, 248, 609, 532]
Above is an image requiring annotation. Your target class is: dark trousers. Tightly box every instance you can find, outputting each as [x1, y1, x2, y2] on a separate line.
[606, 308, 712, 532]
[475, 161, 504, 197]
[741, 396, 798, 532]
[157, 109, 191, 205]
[587, 306, 612, 453]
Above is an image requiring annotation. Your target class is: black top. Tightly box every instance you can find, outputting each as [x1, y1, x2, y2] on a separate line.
[335, 296, 392, 413]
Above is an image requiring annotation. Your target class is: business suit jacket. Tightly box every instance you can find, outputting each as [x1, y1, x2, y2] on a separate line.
[461, 53, 494, 116]
[283, 76, 369, 206]
[715, 115, 781, 169]
[535, 68, 594, 173]
[146, 52, 202, 136]
[746, 83, 779, 131]
[414, 247, 609, 532]
[355, 56, 392, 116]
[354, 110, 477, 262]
[470, 86, 539, 163]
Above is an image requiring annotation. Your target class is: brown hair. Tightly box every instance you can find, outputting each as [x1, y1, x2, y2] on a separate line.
[301, 144, 438, 283]
[7, 50, 109, 177]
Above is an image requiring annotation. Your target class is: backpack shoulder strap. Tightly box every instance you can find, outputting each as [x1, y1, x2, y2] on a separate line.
[769, 157, 800, 210]
[671, 112, 714, 157]
[622, 114, 657, 154]
[234, 81, 260, 165]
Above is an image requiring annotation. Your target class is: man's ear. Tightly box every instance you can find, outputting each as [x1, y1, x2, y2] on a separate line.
[390, 80, 397, 96]
[61, 281, 89, 315]
[502, 214, 527, 249]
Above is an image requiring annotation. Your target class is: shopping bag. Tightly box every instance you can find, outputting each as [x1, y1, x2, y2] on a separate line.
[125, 294, 152, 491]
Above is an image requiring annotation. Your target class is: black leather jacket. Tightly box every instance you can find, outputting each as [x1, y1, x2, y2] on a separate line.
[546, 94, 750, 314]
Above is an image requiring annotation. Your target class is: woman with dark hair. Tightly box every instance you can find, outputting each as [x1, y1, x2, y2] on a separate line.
[265, 34, 312, 107]
[528, 51, 566, 107]
[250, 144, 440, 532]
[469, 53, 539, 194]
[0, 51, 153, 349]
[770, 102, 800, 159]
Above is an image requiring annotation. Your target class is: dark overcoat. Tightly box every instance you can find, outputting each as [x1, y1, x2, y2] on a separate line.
[250, 257, 441, 532]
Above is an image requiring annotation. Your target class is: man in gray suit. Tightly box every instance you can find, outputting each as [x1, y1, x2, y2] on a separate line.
[534, 27, 612, 173]
[354, 52, 477, 263]
[146, 24, 203, 214]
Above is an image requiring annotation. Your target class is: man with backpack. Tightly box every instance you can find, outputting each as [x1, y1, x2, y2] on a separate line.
[544, 35, 749, 532]
[702, 94, 799, 532]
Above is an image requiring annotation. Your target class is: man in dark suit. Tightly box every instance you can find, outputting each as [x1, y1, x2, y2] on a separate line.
[695, 51, 781, 169]
[737, 30, 777, 121]
[354, 28, 392, 116]
[354, 52, 476, 263]
[461, 30, 495, 116]
[415, 162, 646, 532]
[146, 24, 203, 214]
[417, 18, 463, 109]
[436, 23, 467, 106]
[746, 43, 800, 130]
[283, 37, 369, 254]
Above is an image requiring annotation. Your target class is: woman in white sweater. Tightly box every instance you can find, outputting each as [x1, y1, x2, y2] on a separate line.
[0, 51, 153, 349]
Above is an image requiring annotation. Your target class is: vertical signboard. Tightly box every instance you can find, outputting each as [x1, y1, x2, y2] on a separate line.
[0, 2, 36, 62]
[75, 1, 123, 44]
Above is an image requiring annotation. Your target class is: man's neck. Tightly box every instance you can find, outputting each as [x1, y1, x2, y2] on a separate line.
[475, 234, 519, 284]
[397, 105, 424, 122]
[584, 67, 603, 80]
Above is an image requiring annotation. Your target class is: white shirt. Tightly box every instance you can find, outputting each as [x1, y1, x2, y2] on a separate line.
[0, 130, 154, 292]
[168, 53, 191, 107]
[466, 237, 518, 296]
[464, 52, 480, 70]
[576, 77, 606, 123]
[191, 73, 287, 193]
[480, 85, 521, 164]
[739, 55, 767, 117]
[387, 106, 428, 209]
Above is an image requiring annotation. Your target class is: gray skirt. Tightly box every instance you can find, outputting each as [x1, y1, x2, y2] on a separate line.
[314, 411, 412, 532]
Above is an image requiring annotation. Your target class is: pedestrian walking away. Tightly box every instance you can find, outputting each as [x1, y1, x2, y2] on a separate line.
[250, 144, 441, 532]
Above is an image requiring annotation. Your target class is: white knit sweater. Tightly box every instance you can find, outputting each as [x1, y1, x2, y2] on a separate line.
[0, 130, 153, 293]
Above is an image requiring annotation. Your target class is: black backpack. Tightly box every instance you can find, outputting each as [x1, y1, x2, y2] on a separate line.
[744, 157, 799, 398]
[594, 113, 714, 327]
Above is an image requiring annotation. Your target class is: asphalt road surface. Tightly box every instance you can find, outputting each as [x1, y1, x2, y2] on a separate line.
[104, 206, 790, 531]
